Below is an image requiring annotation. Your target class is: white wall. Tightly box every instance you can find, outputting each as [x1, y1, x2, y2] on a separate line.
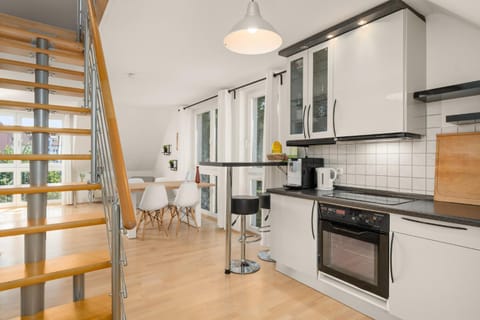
[115, 106, 177, 177]
[305, 12, 480, 195]
[152, 107, 194, 180]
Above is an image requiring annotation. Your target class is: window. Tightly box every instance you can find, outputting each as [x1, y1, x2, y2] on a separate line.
[0, 111, 65, 206]
[195, 107, 218, 216]
[247, 94, 266, 230]
[252, 96, 265, 162]
[250, 180, 263, 228]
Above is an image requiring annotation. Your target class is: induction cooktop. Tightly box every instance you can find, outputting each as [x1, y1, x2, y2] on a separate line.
[324, 191, 414, 205]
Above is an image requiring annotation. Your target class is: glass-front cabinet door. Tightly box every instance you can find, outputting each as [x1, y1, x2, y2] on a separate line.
[286, 42, 334, 141]
[308, 42, 334, 138]
[287, 52, 308, 139]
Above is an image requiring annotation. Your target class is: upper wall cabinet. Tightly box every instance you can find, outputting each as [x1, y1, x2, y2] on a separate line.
[333, 10, 426, 138]
[286, 41, 334, 140]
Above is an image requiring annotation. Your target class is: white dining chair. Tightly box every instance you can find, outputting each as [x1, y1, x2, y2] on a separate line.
[137, 184, 169, 238]
[154, 177, 177, 205]
[168, 182, 199, 235]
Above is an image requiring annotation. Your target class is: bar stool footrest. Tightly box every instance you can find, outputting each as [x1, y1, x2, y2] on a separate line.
[230, 259, 260, 274]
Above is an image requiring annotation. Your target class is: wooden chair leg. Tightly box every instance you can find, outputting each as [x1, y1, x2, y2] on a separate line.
[137, 211, 146, 240]
[158, 208, 168, 237]
[189, 207, 199, 230]
[176, 207, 181, 236]
[185, 207, 190, 226]
[167, 206, 176, 230]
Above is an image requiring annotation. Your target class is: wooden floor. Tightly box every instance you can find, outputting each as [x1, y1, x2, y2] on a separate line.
[0, 204, 370, 320]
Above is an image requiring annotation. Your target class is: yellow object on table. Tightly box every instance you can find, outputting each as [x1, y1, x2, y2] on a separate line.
[271, 141, 282, 154]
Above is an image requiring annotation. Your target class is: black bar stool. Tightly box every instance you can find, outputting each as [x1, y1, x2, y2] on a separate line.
[257, 193, 275, 262]
[231, 195, 260, 274]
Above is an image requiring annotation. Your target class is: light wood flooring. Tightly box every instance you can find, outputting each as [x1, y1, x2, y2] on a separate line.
[0, 204, 370, 320]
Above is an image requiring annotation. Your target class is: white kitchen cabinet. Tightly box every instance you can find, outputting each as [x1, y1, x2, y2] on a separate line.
[333, 9, 426, 137]
[286, 40, 334, 140]
[270, 194, 318, 278]
[389, 215, 480, 320]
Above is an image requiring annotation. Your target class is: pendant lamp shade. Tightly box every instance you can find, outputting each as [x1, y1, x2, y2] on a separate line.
[224, 0, 282, 55]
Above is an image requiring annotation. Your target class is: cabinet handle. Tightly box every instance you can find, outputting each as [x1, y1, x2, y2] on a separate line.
[306, 104, 311, 138]
[332, 99, 337, 138]
[311, 201, 316, 240]
[302, 105, 307, 138]
[401, 217, 467, 230]
[390, 231, 395, 283]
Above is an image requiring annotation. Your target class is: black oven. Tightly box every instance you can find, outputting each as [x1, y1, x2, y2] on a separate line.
[318, 204, 390, 299]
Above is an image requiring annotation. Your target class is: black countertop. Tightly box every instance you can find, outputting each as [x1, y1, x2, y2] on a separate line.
[200, 161, 287, 167]
[267, 187, 480, 228]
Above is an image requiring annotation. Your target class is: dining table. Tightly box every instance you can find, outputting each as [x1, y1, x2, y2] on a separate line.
[199, 161, 287, 274]
[127, 180, 215, 239]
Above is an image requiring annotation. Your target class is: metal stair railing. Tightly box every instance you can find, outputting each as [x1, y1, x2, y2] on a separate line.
[79, 0, 135, 319]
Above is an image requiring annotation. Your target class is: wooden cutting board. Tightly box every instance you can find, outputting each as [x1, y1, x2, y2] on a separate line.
[434, 132, 480, 205]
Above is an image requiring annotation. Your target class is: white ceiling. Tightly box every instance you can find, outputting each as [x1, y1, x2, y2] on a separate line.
[0, 0, 479, 111]
[98, 0, 480, 109]
[0, 0, 77, 30]
[100, 0, 389, 109]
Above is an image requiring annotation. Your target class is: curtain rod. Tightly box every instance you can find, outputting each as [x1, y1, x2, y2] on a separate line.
[183, 70, 286, 110]
[183, 95, 218, 110]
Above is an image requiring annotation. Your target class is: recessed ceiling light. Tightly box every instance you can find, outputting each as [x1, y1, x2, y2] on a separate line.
[358, 19, 367, 26]
[327, 34, 334, 39]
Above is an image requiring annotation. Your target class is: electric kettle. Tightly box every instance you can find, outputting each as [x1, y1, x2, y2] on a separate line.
[316, 168, 337, 190]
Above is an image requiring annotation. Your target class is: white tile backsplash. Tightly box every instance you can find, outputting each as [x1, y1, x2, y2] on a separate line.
[376, 164, 387, 176]
[399, 153, 412, 165]
[376, 153, 387, 165]
[399, 165, 412, 177]
[307, 107, 479, 196]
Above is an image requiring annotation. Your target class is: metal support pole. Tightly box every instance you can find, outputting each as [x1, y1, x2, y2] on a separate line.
[224, 167, 232, 274]
[73, 274, 85, 301]
[76, 0, 83, 41]
[21, 37, 49, 316]
[240, 215, 246, 264]
[90, 66, 98, 183]
[112, 202, 122, 320]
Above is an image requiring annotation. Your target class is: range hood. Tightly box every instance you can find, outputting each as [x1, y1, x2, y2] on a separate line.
[286, 132, 422, 147]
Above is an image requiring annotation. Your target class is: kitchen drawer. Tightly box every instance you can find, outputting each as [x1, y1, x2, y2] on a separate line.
[390, 214, 480, 250]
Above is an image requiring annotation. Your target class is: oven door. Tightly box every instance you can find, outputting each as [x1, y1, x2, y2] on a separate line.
[319, 219, 389, 299]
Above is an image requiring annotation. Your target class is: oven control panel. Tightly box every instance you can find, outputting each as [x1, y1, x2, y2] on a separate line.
[319, 204, 389, 232]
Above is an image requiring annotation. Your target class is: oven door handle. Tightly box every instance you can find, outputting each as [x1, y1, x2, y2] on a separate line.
[331, 225, 369, 236]
[390, 231, 395, 283]
[311, 201, 316, 240]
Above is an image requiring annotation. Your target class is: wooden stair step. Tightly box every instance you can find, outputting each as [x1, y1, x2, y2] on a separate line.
[11, 294, 111, 320]
[0, 154, 91, 161]
[0, 183, 101, 196]
[0, 78, 83, 98]
[0, 25, 83, 53]
[0, 38, 83, 66]
[0, 125, 90, 135]
[0, 211, 105, 237]
[0, 100, 90, 115]
[0, 58, 84, 81]
[0, 250, 110, 291]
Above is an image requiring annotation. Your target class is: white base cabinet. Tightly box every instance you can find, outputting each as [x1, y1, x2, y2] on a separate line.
[270, 194, 317, 278]
[390, 216, 480, 320]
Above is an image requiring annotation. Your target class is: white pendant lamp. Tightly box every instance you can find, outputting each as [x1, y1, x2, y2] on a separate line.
[224, 0, 282, 55]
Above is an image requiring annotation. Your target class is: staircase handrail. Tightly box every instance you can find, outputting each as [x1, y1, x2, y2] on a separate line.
[85, 0, 136, 230]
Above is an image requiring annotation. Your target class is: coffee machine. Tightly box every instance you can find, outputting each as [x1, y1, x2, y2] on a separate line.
[286, 157, 324, 189]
